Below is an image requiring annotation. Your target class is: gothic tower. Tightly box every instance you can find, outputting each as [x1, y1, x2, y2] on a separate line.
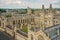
[27, 7, 32, 15]
[40, 5, 46, 30]
[49, 4, 53, 12]
[48, 4, 54, 27]
[42, 5, 46, 13]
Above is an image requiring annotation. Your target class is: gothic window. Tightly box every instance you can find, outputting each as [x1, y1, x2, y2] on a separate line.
[18, 20, 20, 24]
[38, 35, 44, 40]
[13, 21, 15, 25]
[56, 21, 58, 24]
[18, 20, 20, 27]
[0, 21, 1, 26]
[23, 19, 25, 23]
[21, 20, 22, 23]
[49, 21, 50, 24]
[41, 22, 43, 26]
[3, 23, 4, 28]
[45, 20, 47, 23]
[25, 19, 26, 23]
[31, 34, 33, 40]
[53, 21, 55, 25]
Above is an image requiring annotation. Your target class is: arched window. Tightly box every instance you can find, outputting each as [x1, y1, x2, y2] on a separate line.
[13, 21, 15, 25]
[18, 20, 21, 28]
[31, 34, 33, 40]
[0, 21, 1, 26]
[18, 20, 20, 24]
[3, 23, 4, 28]
[21, 20, 22, 23]
[38, 35, 44, 40]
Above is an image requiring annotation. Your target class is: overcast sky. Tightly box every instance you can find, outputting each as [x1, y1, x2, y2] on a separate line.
[0, 0, 60, 9]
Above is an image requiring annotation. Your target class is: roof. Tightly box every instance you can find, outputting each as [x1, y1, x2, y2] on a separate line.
[44, 24, 60, 32]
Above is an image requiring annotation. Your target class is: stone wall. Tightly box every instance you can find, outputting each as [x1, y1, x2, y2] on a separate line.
[16, 32, 27, 40]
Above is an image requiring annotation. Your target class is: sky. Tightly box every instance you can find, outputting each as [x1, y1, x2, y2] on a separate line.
[0, 0, 60, 9]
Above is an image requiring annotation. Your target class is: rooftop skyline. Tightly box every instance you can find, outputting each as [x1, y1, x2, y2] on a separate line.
[0, 0, 60, 9]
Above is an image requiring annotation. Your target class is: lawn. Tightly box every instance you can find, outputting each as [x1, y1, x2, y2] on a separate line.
[22, 27, 28, 33]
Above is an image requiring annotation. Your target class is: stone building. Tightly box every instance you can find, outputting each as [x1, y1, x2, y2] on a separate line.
[0, 4, 60, 40]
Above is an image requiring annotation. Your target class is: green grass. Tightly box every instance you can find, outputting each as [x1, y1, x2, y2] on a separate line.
[22, 27, 28, 33]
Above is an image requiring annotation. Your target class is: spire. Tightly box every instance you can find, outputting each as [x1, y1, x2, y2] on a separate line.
[49, 4, 52, 10]
[42, 4, 46, 13]
[27, 7, 32, 15]
[42, 5, 45, 10]
[49, 4, 53, 13]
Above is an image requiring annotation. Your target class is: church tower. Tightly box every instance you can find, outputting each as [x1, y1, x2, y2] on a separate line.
[47, 4, 54, 27]
[27, 7, 32, 15]
[49, 4, 53, 13]
[42, 5, 46, 13]
[40, 5, 46, 30]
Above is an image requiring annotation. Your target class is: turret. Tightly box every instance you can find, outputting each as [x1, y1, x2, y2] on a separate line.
[40, 5, 46, 30]
[49, 4, 52, 10]
[42, 5, 45, 10]
[49, 4, 53, 13]
[27, 7, 32, 15]
[48, 4, 54, 27]
[41, 5, 46, 13]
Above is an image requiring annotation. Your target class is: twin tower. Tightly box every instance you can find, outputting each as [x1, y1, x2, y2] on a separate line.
[27, 4, 53, 15]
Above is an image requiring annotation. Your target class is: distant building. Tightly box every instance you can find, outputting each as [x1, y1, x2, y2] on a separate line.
[0, 4, 60, 40]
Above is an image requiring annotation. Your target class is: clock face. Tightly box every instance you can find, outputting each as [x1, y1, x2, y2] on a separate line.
[38, 35, 44, 40]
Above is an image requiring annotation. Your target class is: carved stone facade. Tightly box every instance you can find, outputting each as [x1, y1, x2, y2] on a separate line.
[0, 4, 60, 40]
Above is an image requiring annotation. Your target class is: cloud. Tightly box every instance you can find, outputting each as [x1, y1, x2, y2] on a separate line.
[0, 0, 22, 5]
[0, 0, 60, 8]
[49, 0, 60, 3]
[7, 0, 22, 4]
